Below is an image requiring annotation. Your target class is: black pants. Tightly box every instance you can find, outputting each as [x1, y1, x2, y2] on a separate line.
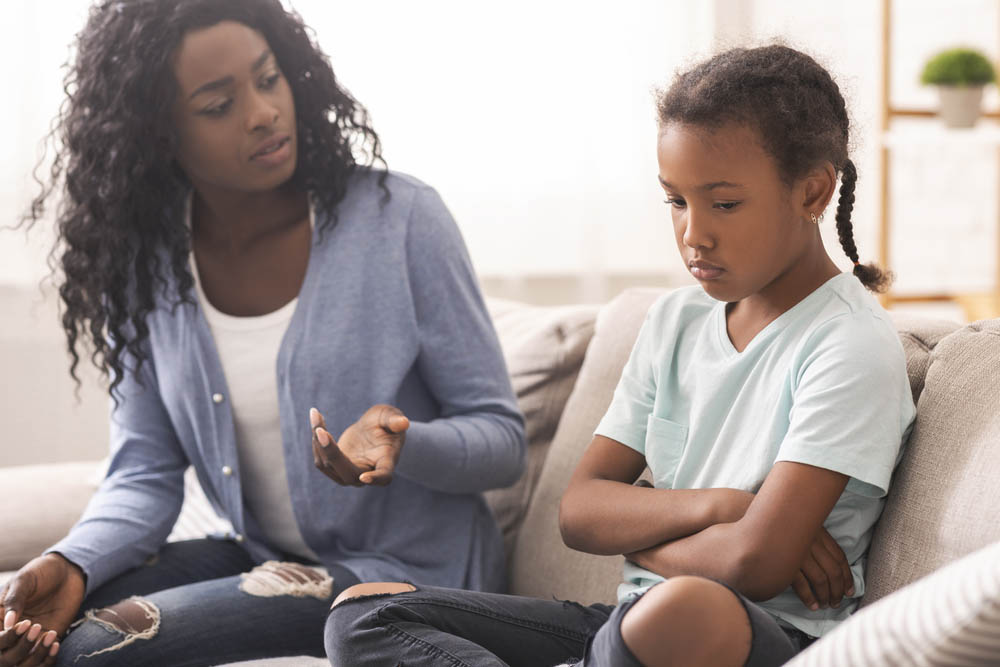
[324, 580, 812, 666]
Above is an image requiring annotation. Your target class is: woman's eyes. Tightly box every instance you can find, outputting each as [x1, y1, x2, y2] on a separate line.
[664, 197, 686, 209]
[201, 100, 232, 116]
[197, 73, 282, 117]
[714, 201, 740, 211]
[260, 72, 282, 89]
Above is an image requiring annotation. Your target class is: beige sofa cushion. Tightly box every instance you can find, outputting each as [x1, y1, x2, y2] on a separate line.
[484, 299, 599, 558]
[0, 462, 99, 571]
[864, 318, 1000, 605]
[510, 288, 664, 603]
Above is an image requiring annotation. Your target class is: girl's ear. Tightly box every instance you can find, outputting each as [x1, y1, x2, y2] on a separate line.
[799, 161, 838, 218]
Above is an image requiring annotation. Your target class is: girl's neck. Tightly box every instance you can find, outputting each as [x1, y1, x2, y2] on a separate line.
[191, 184, 310, 254]
[727, 245, 841, 333]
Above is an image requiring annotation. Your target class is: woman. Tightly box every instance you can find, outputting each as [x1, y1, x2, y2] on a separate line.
[0, 1, 525, 665]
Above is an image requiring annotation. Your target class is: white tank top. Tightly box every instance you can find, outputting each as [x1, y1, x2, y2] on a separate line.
[189, 213, 319, 563]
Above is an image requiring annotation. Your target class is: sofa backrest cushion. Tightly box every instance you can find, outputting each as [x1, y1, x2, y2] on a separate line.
[864, 317, 1000, 605]
[510, 288, 664, 603]
[484, 298, 599, 560]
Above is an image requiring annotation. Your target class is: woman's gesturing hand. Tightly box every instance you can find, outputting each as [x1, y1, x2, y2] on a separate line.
[310, 405, 410, 486]
[791, 527, 855, 612]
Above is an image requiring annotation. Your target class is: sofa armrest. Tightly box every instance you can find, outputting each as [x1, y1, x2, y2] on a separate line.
[0, 461, 101, 571]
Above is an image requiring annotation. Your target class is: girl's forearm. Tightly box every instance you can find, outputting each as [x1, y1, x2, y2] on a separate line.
[559, 482, 754, 556]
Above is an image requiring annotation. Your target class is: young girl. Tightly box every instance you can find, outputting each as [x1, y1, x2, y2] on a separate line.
[0, 1, 524, 665]
[323, 45, 916, 666]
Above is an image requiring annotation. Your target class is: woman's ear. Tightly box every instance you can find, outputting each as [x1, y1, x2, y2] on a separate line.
[799, 161, 838, 218]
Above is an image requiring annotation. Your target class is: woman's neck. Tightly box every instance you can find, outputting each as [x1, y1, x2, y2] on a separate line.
[191, 184, 310, 254]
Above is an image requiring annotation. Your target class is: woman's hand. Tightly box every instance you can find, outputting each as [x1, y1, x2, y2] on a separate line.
[0, 553, 82, 665]
[0, 621, 58, 666]
[310, 405, 410, 486]
[791, 528, 854, 611]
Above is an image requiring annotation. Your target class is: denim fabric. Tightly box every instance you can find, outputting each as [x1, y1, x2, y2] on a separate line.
[57, 539, 359, 667]
[325, 582, 810, 667]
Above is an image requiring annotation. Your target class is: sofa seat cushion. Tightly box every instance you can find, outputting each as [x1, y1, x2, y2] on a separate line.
[787, 538, 1000, 666]
[865, 318, 1000, 605]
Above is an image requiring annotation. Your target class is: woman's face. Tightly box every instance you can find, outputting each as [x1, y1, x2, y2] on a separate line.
[172, 21, 297, 196]
[657, 121, 816, 304]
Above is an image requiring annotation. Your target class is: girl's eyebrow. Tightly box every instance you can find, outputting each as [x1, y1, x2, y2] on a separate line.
[187, 50, 273, 100]
[658, 176, 744, 191]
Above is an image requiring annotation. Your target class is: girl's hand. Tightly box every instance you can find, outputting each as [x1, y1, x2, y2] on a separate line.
[0, 621, 59, 667]
[792, 528, 854, 611]
[310, 406, 410, 486]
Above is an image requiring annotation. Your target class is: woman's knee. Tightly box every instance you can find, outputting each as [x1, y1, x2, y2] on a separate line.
[57, 596, 162, 666]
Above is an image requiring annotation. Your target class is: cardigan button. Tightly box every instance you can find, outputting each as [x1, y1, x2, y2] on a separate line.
[234, 533, 245, 543]
[221, 466, 233, 477]
[212, 393, 225, 404]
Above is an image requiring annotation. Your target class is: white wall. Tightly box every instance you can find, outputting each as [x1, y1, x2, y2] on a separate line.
[2, 0, 997, 297]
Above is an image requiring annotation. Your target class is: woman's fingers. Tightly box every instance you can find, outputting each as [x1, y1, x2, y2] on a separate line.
[312, 430, 347, 485]
[0, 621, 40, 666]
[315, 428, 365, 486]
[376, 406, 409, 434]
[20, 631, 58, 667]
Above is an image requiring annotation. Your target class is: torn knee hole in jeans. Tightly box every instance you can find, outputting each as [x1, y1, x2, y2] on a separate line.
[76, 597, 160, 661]
[330, 583, 418, 610]
[239, 561, 333, 600]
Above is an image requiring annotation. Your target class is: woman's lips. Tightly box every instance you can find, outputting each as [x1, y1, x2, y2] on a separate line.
[250, 136, 292, 166]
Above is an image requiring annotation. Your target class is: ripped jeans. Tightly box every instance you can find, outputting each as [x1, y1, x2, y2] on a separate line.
[324, 583, 812, 666]
[57, 538, 359, 667]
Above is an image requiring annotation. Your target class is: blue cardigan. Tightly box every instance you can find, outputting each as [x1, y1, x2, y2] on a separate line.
[50, 171, 526, 596]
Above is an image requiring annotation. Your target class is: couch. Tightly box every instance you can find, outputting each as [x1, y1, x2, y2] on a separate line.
[2, 287, 998, 666]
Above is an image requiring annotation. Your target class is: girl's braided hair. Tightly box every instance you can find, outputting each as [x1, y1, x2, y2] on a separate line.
[656, 45, 891, 293]
[25, 0, 386, 398]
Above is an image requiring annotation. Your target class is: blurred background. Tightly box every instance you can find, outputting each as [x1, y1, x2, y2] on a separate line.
[2, 0, 998, 463]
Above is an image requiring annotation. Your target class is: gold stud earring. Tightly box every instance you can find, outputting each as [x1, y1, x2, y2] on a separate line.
[810, 213, 819, 224]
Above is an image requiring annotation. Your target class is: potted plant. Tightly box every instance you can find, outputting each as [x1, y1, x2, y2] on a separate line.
[921, 47, 996, 128]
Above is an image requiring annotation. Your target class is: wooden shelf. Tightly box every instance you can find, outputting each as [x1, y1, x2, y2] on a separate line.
[879, 0, 1000, 321]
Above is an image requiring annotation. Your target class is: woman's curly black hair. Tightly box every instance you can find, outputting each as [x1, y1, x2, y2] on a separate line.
[656, 45, 892, 293]
[25, 0, 386, 399]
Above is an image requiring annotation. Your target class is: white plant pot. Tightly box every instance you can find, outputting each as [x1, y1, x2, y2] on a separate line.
[936, 85, 985, 128]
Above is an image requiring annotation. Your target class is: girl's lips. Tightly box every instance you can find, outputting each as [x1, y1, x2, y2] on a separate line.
[689, 262, 725, 280]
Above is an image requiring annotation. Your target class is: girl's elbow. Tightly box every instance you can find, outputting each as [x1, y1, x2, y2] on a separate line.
[557, 494, 588, 551]
[730, 546, 797, 601]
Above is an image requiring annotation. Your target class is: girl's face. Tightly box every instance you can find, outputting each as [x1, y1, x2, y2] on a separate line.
[172, 21, 297, 196]
[657, 122, 819, 304]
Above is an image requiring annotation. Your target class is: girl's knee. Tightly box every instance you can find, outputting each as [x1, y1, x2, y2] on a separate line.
[324, 582, 416, 664]
[620, 577, 750, 666]
[331, 581, 416, 610]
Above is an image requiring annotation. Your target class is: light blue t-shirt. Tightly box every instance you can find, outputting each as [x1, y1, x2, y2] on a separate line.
[596, 273, 916, 637]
